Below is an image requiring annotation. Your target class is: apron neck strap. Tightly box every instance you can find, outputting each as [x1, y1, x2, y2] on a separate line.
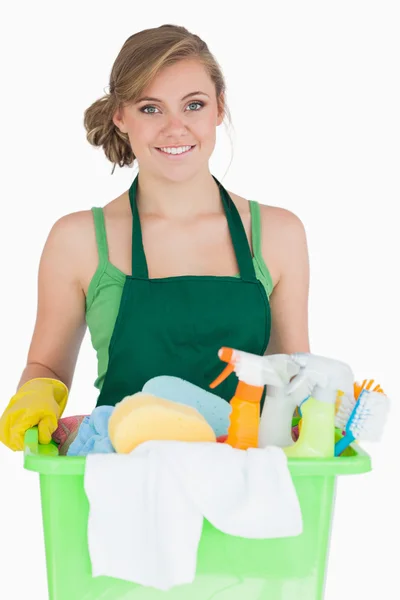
[129, 175, 149, 278]
[212, 175, 257, 282]
[129, 173, 257, 282]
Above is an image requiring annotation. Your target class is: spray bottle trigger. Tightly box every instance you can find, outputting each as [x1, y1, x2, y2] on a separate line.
[286, 370, 317, 396]
[210, 363, 235, 389]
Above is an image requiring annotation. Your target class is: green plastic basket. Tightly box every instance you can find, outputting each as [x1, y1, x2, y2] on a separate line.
[23, 426, 371, 600]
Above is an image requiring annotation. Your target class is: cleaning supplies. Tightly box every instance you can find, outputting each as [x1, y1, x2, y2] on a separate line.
[52, 415, 88, 455]
[335, 387, 390, 455]
[333, 378, 385, 439]
[258, 354, 305, 448]
[296, 388, 346, 437]
[67, 406, 115, 456]
[142, 375, 231, 438]
[331, 378, 383, 423]
[0, 378, 68, 451]
[283, 353, 355, 458]
[354, 378, 385, 400]
[210, 347, 286, 450]
[108, 392, 216, 453]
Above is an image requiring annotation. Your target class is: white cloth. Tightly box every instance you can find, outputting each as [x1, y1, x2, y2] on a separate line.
[84, 441, 302, 591]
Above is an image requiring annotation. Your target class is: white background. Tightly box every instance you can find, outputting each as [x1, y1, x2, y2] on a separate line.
[0, 1, 399, 599]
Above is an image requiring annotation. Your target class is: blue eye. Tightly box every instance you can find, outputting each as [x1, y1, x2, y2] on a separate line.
[141, 105, 158, 114]
[187, 101, 204, 111]
[140, 101, 204, 114]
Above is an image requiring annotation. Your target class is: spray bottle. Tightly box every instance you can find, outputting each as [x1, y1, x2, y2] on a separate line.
[210, 347, 286, 450]
[258, 355, 307, 448]
[283, 353, 355, 458]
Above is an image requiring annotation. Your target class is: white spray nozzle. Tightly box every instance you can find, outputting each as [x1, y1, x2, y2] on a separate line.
[264, 354, 301, 384]
[211, 348, 296, 390]
[287, 352, 355, 403]
[231, 349, 288, 388]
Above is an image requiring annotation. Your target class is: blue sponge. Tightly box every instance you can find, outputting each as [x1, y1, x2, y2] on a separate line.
[142, 376, 232, 438]
[67, 405, 115, 456]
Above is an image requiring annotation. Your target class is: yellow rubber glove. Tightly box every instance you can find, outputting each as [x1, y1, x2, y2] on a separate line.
[0, 378, 68, 451]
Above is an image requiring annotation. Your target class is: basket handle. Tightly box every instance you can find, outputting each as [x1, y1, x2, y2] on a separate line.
[23, 427, 39, 456]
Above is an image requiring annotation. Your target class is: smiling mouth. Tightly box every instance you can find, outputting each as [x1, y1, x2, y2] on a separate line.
[155, 145, 196, 156]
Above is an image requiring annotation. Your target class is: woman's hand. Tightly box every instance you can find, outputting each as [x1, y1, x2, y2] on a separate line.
[0, 377, 68, 451]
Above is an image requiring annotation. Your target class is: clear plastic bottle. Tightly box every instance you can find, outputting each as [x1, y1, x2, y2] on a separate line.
[283, 353, 355, 458]
[258, 354, 303, 448]
[210, 347, 286, 450]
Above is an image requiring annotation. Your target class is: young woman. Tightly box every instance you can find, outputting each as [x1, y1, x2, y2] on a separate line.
[0, 24, 310, 451]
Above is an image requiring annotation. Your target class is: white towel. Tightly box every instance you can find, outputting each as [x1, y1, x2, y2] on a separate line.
[84, 441, 302, 591]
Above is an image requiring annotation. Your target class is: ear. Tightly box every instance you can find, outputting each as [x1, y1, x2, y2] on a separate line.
[216, 92, 225, 126]
[112, 107, 128, 134]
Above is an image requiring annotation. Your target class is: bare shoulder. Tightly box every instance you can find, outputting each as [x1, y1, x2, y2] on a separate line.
[229, 190, 306, 238]
[45, 192, 129, 291]
[256, 204, 310, 353]
[47, 189, 126, 241]
[49, 209, 94, 236]
[258, 204, 308, 283]
[43, 209, 98, 288]
[47, 209, 95, 254]
[226, 192, 308, 288]
[259, 203, 306, 238]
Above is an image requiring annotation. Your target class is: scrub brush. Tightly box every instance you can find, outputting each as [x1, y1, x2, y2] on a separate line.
[354, 378, 385, 400]
[334, 387, 390, 456]
[334, 379, 385, 430]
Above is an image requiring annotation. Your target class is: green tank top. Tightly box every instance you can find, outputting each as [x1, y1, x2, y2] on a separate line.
[85, 200, 273, 391]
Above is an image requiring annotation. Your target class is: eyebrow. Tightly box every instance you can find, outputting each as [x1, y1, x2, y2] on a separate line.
[135, 91, 210, 104]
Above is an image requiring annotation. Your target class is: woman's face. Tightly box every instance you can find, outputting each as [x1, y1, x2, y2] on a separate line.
[113, 59, 224, 181]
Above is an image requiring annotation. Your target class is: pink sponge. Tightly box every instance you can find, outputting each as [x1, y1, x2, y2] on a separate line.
[52, 415, 87, 455]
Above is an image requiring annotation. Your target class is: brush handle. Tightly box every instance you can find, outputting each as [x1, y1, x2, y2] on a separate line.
[335, 432, 355, 456]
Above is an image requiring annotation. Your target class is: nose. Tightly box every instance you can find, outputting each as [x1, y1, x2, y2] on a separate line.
[162, 113, 188, 136]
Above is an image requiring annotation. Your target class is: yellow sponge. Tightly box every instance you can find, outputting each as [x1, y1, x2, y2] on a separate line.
[108, 392, 216, 453]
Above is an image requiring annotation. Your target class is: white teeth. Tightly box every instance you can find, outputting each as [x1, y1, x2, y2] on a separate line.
[158, 145, 192, 155]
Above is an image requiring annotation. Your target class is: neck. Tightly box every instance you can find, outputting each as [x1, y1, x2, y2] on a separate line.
[134, 169, 224, 220]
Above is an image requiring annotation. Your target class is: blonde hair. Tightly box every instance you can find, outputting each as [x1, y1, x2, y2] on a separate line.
[83, 24, 233, 174]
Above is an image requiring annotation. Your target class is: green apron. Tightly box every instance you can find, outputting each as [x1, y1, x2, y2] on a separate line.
[95, 173, 271, 408]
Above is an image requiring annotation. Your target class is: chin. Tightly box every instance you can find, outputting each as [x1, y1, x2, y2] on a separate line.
[157, 163, 209, 184]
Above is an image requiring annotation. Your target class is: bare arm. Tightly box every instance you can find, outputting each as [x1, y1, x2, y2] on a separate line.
[17, 213, 89, 392]
[262, 207, 311, 355]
